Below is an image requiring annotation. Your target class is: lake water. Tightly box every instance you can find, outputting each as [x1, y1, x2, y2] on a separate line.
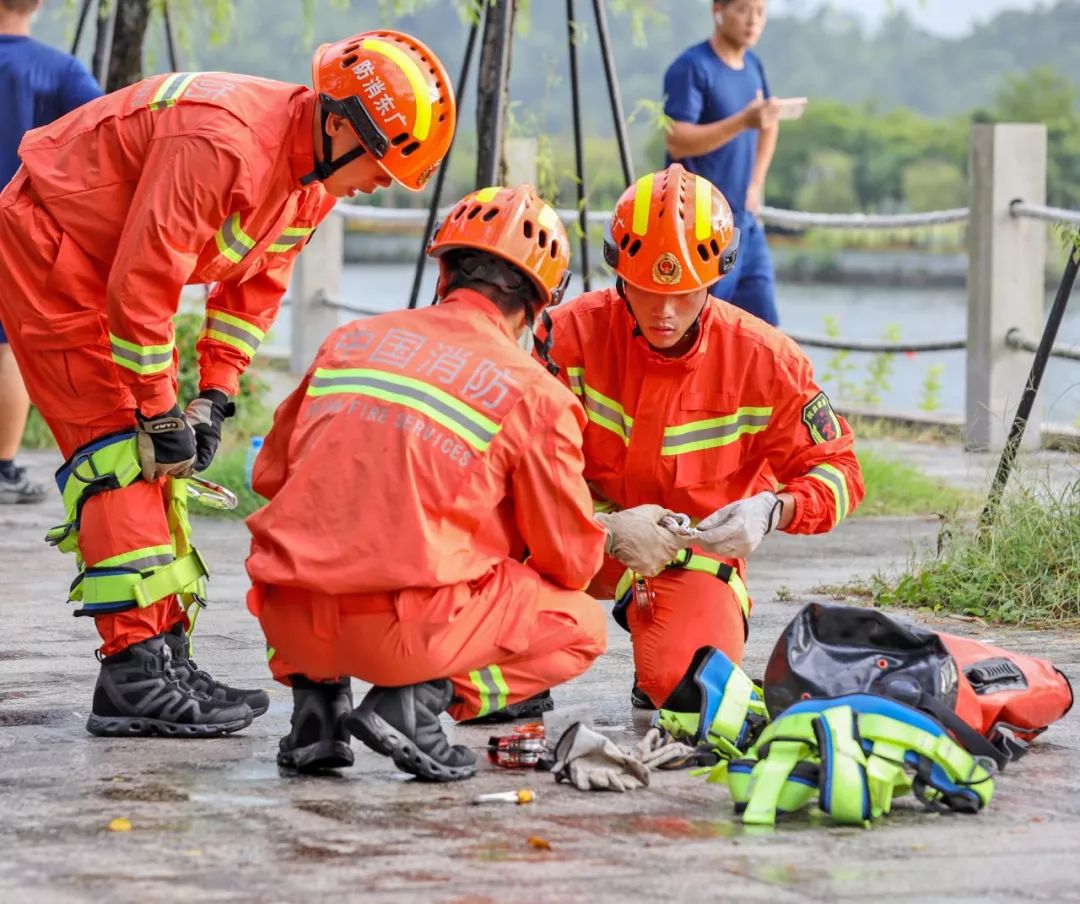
[267, 263, 1080, 427]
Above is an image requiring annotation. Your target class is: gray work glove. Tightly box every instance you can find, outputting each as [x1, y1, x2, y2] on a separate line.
[551, 723, 651, 793]
[135, 405, 197, 482]
[594, 503, 683, 577]
[628, 727, 699, 771]
[694, 491, 783, 560]
[184, 389, 235, 472]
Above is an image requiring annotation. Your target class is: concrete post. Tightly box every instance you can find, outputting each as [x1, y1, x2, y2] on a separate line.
[504, 136, 538, 188]
[965, 123, 1047, 450]
[289, 212, 343, 375]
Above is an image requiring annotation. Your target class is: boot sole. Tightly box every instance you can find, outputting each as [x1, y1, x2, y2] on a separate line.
[86, 710, 253, 738]
[278, 740, 354, 773]
[344, 709, 476, 782]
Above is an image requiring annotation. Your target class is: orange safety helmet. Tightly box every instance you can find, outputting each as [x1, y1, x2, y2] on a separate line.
[428, 185, 572, 311]
[603, 163, 739, 293]
[309, 30, 456, 191]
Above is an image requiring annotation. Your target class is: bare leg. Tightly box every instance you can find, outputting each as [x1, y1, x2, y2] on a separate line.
[0, 343, 46, 503]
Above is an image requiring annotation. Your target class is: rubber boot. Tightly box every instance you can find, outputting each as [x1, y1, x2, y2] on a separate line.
[164, 623, 270, 717]
[459, 689, 554, 725]
[278, 676, 355, 774]
[345, 679, 476, 782]
[86, 634, 253, 738]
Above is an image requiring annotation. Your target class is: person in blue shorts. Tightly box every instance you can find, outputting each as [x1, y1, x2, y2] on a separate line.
[0, 0, 101, 503]
[663, 0, 781, 325]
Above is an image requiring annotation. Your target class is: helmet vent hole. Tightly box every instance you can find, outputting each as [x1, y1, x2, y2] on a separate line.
[482, 208, 499, 222]
[401, 141, 421, 157]
[658, 209, 665, 219]
[523, 220, 534, 239]
[550, 239, 559, 258]
[341, 56, 358, 69]
[344, 44, 359, 53]
[627, 239, 642, 257]
[438, 97, 446, 105]
[538, 230, 548, 248]
[619, 233, 630, 250]
[439, 114, 447, 122]
[696, 244, 709, 263]
[390, 133, 409, 147]
[467, 205, 482, 219]
[452, 206, 466, 220]
[710, 239, 720, 256]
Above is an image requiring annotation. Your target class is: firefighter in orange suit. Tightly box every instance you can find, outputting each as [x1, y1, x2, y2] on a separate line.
[0, 31, 456, 738]
[246, 185, 677, 779]
[547, 163, 865, 711]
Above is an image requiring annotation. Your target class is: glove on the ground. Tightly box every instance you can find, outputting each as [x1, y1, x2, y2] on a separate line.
[595, 504, 683, 577]
[551, 723, 651, 792]
[135, 405, 196, 481]
[629, 727, 699, 771]
[694, 492, 783, 559]
[184, 389, 236, 472]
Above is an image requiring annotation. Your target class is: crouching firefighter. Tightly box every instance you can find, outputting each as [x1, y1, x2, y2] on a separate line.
[0, 29, 456, 736]
[246, 184, 679, 779]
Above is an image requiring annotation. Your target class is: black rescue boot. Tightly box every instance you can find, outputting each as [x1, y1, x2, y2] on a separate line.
[86, 635, 253, 738]
[164, 624, 270, 717]
[459, 689, 554, 724]
[345, 679, 476, 782]
[278, 676, 355, 773]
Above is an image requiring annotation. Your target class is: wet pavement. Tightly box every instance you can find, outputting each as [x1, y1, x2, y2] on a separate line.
[2, 448, 1079, 903]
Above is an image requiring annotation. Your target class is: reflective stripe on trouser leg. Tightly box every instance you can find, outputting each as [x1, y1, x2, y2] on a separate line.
[468, 664, 510, 718]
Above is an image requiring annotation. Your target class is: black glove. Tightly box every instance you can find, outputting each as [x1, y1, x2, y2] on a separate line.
[183, 389, 236, 472]
[135, 404, 197, 481]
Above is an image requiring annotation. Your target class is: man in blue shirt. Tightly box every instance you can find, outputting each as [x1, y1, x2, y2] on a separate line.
[663, 0, 781, 325]
[0, 0, 101, 503]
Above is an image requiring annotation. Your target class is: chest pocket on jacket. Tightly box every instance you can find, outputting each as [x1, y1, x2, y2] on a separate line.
[668, 392, 772, 487]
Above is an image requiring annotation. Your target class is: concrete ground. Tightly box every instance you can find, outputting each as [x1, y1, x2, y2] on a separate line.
[2, 447, 1079, 904]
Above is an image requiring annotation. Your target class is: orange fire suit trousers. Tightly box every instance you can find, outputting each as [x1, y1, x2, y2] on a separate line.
[250, 558, 607, 721]
[0, 173, 185, 655]
[588, 552, 748, 708]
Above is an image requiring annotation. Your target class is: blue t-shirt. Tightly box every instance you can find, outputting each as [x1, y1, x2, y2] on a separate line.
[0, 35, 102, 187]
[663, 41, 770, 220]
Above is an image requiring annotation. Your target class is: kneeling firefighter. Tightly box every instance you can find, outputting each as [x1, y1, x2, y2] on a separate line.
[246, 184, 679, 779]
[0, 29, 456, 737]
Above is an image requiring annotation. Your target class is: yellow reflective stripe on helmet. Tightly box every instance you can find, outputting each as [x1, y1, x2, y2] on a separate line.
[148, 72, 197, 110]
[807, 463, 851, 524]
[362, 38, 431, 140]
[215, 213, 256, 265]
[200, 311, 266, 360]
[473, 186, 500, 203]
[538, 203, 559, 230]
[267, 225, 315, 253]
[307, 367, 501, 452]
[632, 172, 654, 236]
[469, 664, 510, 718]
[110, 333, 174, 376]
[694, 175, 713, 241]
[662, 407, 772, 456]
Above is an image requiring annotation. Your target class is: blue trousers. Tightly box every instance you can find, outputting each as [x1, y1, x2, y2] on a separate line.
[710, 216, 778, 326]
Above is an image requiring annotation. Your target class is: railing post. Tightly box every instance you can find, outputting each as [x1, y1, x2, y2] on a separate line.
[290, 212, 343, 375]
[965, 123, 1047, 450]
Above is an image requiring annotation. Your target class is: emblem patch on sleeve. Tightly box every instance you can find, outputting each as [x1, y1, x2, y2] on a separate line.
[802, 392, 841, 444]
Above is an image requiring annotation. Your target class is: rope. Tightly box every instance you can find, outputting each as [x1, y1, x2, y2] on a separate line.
[1009, 200, 1080, 227]
[332, 201, 970, 231]
[786, 333, 965, 353]
[1005, 327, 1080, 362]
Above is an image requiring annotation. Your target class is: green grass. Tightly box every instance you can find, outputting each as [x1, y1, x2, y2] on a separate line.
[873, 482, 1080, 626]
[854, 448, 977, 518]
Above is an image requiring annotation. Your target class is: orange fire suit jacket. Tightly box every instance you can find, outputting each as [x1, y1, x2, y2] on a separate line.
[16, 71, 336, 415]
[548, 289, 864, 535]
[245, 289, 607, 596]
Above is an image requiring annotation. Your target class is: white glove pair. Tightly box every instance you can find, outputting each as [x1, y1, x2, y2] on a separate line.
[551, 724, 697, 793]
[594, 503, 683, 577]
[690, 491, 784, 560]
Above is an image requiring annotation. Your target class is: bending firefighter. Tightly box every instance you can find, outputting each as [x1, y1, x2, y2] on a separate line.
[246, 185, 675, 780]
[0, 30, 456, 737]
[547, 163, 865, 712]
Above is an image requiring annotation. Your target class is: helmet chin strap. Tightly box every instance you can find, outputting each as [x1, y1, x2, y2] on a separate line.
[300, 107, 370, 186]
